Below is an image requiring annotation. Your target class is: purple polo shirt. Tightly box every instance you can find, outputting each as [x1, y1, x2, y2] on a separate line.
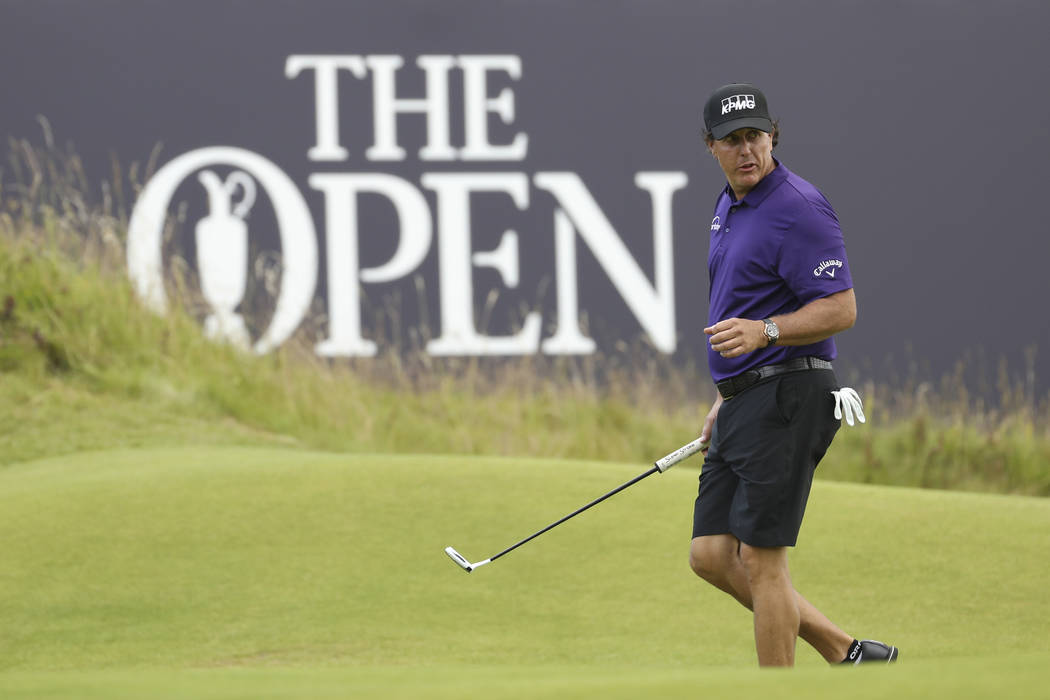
[707, 160, 852, 382]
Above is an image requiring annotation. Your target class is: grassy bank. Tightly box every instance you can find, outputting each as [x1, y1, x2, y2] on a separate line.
[1, 136, 1048, 493]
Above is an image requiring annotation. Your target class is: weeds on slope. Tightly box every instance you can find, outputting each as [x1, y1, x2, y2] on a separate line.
[1, 129, 1047, 494]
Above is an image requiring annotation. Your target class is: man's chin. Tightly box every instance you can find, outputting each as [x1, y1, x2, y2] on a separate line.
[733, 175, 759, 192]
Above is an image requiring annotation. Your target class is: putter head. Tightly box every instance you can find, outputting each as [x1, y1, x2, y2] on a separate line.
[445, 546, 474, 572]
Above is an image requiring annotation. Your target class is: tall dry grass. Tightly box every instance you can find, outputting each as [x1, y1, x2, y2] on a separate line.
[2, 128, 1047, 494]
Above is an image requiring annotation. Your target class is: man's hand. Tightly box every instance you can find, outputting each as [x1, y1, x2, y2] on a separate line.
[699, 394, 723, 455]
[704, 318, 767, 359]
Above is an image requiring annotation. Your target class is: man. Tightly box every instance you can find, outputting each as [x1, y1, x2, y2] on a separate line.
[690, 83, 898, 667]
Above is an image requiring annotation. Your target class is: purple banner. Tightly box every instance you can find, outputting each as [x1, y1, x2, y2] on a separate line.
[2, 0, 1047, 392]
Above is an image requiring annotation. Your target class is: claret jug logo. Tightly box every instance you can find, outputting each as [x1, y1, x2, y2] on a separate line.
[195, 170, 255, 347]
[128, 147, 318, 354]
[128, 54, 688, 357]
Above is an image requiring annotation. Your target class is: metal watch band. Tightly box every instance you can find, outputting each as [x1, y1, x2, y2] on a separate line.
[762, 318, 779, 346]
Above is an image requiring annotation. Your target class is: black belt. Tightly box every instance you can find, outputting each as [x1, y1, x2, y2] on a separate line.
[716, 356, 832, 400]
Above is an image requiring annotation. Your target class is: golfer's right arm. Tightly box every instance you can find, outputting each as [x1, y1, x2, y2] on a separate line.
[700, 394, 723, 454]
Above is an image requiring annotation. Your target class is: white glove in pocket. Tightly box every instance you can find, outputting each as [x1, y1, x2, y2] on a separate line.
[831, 387, 866, 427]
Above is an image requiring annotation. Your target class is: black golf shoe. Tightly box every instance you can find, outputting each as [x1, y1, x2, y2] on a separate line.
[840, 639, 899, 665]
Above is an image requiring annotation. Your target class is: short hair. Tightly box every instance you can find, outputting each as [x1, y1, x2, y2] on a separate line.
[703, 120, 780, 149]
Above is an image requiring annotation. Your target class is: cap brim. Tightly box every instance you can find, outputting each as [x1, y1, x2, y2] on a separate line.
[710, 117, 773, 140]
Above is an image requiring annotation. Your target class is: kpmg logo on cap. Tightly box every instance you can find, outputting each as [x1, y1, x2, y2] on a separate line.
[721, 94, 756, 115]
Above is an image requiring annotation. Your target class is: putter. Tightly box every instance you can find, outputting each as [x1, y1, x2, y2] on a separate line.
[444, 436, 707, 572]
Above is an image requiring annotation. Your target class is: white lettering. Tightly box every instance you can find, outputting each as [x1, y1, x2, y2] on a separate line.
[721, 94, 756, 115]
[458, 55, 528, 161]
[365, 55, 457, 161]
[288, 54, 527, 163]
[286, 55, 367, 161]
[542, 209, 597, 354]
[813, 259, 844, 277]
[533, 171, 687, 354]
[308, 173, 433, 356]
[421, 173, 540, 355]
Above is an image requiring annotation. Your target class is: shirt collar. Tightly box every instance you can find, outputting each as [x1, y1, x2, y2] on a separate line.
[722, 158, 788, 208]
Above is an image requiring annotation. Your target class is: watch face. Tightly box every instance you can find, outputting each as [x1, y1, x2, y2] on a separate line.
[766, 322, 779, 339]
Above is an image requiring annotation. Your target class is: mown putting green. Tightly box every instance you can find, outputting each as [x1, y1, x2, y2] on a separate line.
[2, 447, 1048, 698]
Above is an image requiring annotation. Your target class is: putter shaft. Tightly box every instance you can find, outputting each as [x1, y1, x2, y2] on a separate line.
[445, 436, 705, 572]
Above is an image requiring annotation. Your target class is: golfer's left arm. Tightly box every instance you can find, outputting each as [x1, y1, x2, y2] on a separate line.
[706, 288, 856, 359]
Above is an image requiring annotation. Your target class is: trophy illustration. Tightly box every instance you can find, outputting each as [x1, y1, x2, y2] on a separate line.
[196, 170, 256, 349]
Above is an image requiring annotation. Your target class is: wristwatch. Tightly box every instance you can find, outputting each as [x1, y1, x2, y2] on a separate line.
[762, 318, 780, 346]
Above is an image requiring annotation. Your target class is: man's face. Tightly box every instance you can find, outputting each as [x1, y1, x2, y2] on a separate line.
[707, 128, 776, 200]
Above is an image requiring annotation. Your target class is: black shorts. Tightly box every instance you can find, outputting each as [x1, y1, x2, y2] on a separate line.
[692, 369, 840, 547]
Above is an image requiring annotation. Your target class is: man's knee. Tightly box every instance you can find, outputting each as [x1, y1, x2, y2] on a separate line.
[689, 535, 737, 582]
[738, 543, 790, 585]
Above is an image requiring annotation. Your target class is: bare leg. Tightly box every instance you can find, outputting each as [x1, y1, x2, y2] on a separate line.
[739, 544, 798, 666]
[690, 535, 853, 665]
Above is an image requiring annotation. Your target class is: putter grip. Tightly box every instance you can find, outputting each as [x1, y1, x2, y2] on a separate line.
[654, 437, 707, 472]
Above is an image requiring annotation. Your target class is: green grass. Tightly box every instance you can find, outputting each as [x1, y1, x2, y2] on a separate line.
[2, 446, 1049, 697]
[2, 217, 1048, 493]
[3, 133, 1050, 697]
[0, 213, 705, 467]
[3, 659, 1050, 700]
